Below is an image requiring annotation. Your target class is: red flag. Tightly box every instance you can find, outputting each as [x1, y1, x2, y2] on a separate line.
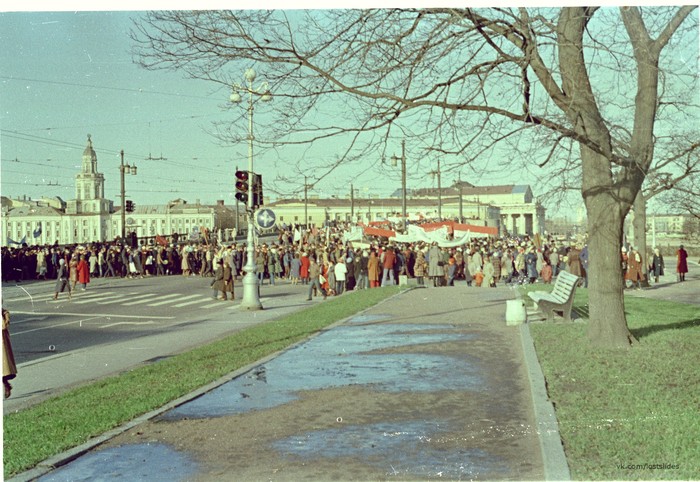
[156, 235, 168, 247]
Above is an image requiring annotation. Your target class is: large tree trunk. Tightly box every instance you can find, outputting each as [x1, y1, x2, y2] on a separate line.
[585, 190, 638, 348]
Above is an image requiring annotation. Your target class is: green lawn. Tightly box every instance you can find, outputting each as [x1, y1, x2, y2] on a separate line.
[526, 285, 700, 480]
[3, 286, 403, 478]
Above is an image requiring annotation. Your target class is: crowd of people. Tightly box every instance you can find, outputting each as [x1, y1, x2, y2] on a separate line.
[1, 222, 693, 302]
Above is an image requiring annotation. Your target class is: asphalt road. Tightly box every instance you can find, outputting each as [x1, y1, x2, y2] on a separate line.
[2, 273, 317, 414]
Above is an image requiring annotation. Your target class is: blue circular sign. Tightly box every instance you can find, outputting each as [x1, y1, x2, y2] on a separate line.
[255, 208, 276, 229]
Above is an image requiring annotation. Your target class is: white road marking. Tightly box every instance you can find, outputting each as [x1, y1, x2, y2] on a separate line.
[72, 294, 126, 304]
[9, 311, 174, 319]
[97, 293, 155, 305]
[123, 293, 181, 306]
[149, 294, 200, 307]
[100, 320, 157, 329]
[173, 296, 216, 307]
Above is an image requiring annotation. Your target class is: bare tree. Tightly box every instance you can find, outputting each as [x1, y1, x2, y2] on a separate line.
[132, 7, 698, 348]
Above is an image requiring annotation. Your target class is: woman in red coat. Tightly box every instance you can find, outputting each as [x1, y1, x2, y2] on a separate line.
[77, 255, 90, 291]
[677, 245, 688, 282]
[299, 253, 310, 285]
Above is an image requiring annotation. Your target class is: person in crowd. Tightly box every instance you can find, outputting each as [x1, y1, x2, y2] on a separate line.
[579, 243, 589, 287]
[567, 243, 585, 285]
[677, 244, 688, 282]
[53, 258, 72, 301]
[306, 257, 327, 301]
[541, 259, 553, 284]
[368, 250, 381, 288]
[625, 245, 645, 290]
[3, 308, 17, 399]
[381, 246, 396, 287]
[69, 254, 80, 291]
[413, 248, 427, 286]
[211, 259, 226, 300]
[290, 253, 302, 285]
[334, 257, 347, 294]
[427, 242, 443, 288]
[300, 252, 310, 285]
[525, 247, 538, 283]
[356, 250, 369, 289]
[483, 255, 496, 287]
[77, 254, 90, 291]
[650, 247, 665, 284]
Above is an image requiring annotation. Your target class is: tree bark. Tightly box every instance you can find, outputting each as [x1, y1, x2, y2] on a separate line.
[583, 151, 638, 349]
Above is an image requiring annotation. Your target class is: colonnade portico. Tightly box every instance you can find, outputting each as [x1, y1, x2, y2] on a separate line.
[499, 208, 544, 237]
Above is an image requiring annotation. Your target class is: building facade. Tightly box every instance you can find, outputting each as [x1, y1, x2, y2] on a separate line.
[1, 136, 237, 247]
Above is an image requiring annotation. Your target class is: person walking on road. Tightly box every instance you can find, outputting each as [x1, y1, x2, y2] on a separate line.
[77, 255, 90, 291]
[3, 308, 17, 399]
[650, 248, 665, 284]
[306, 258, 327, 301]
[53, 258, 72, 301]
[677, 245, 688, 282]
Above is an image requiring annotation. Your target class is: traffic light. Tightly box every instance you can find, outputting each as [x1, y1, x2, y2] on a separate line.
[235, 170, 249, 203]
[125, 200, 135, 213]
[252, 173, 264, 208]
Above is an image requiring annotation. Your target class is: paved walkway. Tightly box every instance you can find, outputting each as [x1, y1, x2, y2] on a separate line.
[10, 283, 568, 481]
[623, 260, 700, 306]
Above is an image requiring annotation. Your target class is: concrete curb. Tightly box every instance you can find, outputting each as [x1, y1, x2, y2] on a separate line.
[7, 287, 411, 482]
[520, 322, 571, 481]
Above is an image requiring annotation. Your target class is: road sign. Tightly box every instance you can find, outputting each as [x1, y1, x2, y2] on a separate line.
[254, 208, 276, 230]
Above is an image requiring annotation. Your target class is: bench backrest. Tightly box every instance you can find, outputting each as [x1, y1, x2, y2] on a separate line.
[549, 271, 579, 303]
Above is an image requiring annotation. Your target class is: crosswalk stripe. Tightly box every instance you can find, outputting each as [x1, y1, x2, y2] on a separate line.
[148, 294, 201, 307]
[173, 295, 213, 307]
[72, 294, 127, 304]
[98, 293, 156, 305]
[123, 293, 181, 306]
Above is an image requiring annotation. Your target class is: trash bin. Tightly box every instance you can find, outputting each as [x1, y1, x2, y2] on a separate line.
[506, 299, 527, 326]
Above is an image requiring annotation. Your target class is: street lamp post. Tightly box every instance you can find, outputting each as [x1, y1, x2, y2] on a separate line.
[119, 149, 137, 241]
[430, 158, 442, 220]
[390, 140, 407, 226]
[230, 68, 271, 311]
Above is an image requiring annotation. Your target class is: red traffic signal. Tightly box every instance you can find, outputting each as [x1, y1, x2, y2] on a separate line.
[235, 170, 249, 203]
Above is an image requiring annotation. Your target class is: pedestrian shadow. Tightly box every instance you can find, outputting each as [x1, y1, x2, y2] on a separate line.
[631, 317, 700, 339]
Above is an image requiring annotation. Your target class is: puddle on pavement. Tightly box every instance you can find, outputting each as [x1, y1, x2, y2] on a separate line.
[272, 420, 511, 479]
[37, 443, 198, 482]
[161, 324, 480, 420]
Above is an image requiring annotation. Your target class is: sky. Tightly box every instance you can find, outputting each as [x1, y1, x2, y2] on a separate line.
[0, 7, 569, 214]
[1, 4, 694, 220]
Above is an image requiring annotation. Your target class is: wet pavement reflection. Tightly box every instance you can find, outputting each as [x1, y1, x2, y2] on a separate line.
[272, 420, 512, 479]
[36, 443, 199, 482]
[160, 323, 480, 420]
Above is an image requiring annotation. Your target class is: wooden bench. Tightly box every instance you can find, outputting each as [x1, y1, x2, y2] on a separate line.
[528, 271, 580, 322]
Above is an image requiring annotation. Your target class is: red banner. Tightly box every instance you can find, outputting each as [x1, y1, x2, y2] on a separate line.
[363, 227, 396, 238]
[453, 223, 498, 236]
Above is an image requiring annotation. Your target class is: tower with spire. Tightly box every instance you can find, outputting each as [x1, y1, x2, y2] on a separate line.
[65, 135, 113, 239]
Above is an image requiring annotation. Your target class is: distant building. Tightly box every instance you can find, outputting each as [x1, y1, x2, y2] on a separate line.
[1, 136, 238, 247]
[268, 181, 545, 236]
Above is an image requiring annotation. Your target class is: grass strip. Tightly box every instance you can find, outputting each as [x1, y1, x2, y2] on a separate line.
[524, 284, 700, 480]
[4, 286, 404, 478]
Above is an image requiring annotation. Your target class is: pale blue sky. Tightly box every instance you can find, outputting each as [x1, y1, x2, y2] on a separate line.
[0, 9, 562, 213]
[1, 7, 696, 219]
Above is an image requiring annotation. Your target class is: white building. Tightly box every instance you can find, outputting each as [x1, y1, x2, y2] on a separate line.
[2, 136, 237, 247]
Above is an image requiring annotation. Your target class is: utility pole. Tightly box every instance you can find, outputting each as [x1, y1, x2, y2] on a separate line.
[391, 140, 408, 224]
[350, 183, 356, 223]
[120, 150, 126, 241]
[458, 177, 464, 224]
[431, 158, 442, 220]
[304, 175, 308, 229]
